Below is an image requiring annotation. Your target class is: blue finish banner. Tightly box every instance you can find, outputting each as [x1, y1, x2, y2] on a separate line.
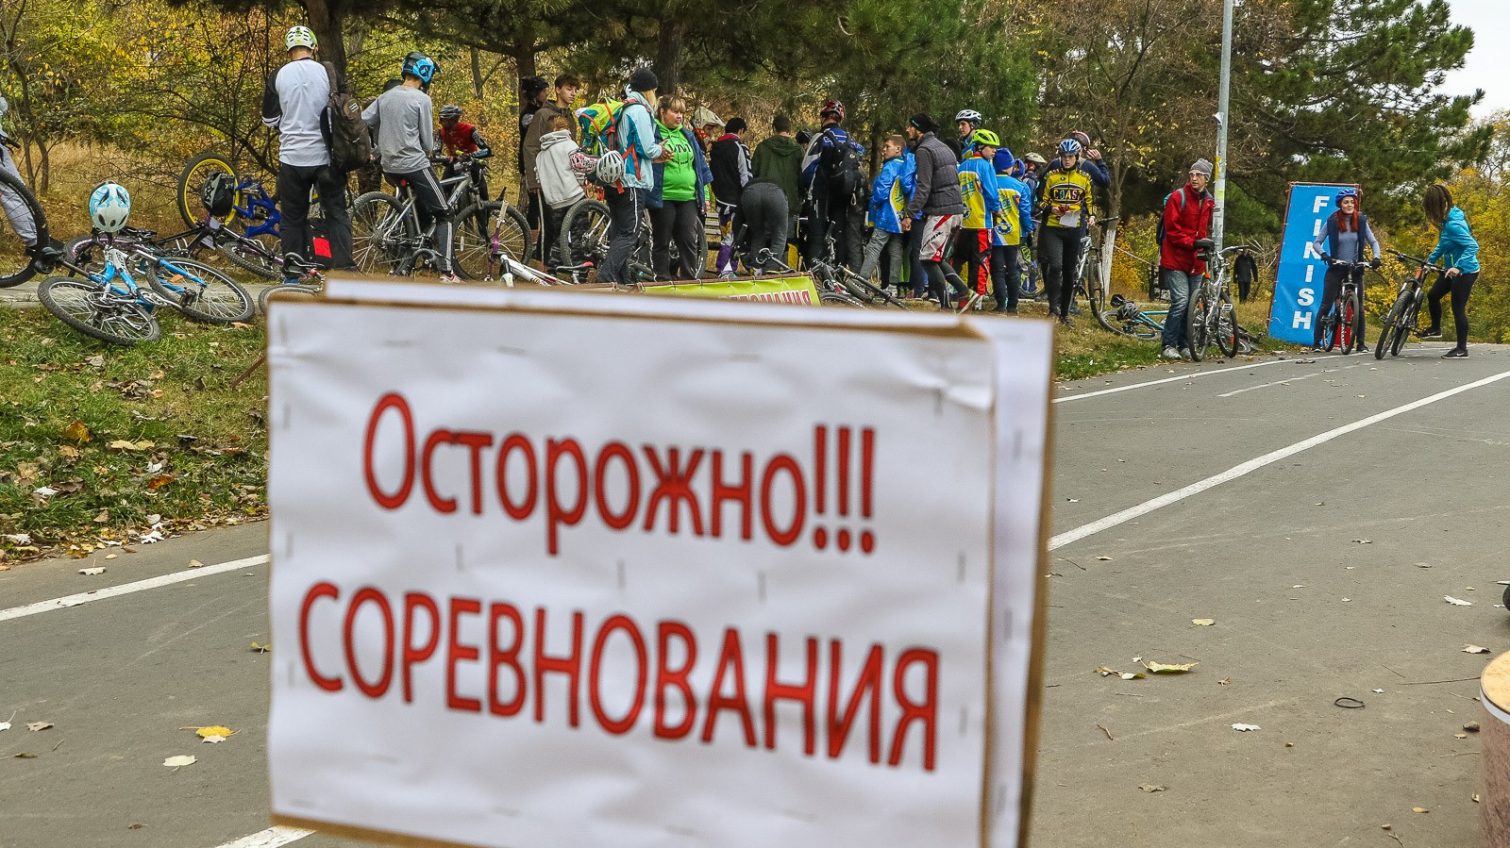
[1269, 182, 1357, 344]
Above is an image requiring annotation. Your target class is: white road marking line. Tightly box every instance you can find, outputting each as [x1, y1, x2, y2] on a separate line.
[1050, 367, 1510, 551]
[1055, 358, 1293, 404]
[210, 827, 313, 848]
[0, 554, 269, 624]
[1216, 364, 1359, 398]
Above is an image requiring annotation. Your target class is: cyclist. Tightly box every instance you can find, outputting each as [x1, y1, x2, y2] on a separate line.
[951, 109, 983, 159]
[1419, 183, 1480, 358]
[1310, 187, 1381, 353]
[437, 104, 491, 189]
[1034, 136, 1109, 324]
[799, 99, 863, 268]
[0, 97, 59, 266]
[362, 52, 459, 282]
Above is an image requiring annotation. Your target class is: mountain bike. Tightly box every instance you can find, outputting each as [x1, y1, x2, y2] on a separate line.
[556, 193, 659, 284]
[1317, 259, 1369, 354]
[1078, 216, 1118, 322]
[0, 156, 52, 288]
[1094, 293, 1168, 340]
[1374, 251, 1447, 360]
[177, 152, 282, 241]
[758, 250, 869, 307]
[350, 162, 473, 278]
[59, 231, 255, 325]
[1185, 241, 1244, 361]
[455, 184, 532, 282]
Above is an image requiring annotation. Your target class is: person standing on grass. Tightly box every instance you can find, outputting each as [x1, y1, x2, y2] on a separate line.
[1234, 246, 1258, 303]
[1419, 183, 1481, 358]
[901, 113, 971, 311]
[600, 67, 666, 287]
[990, 146, 1034, 314]
[1157, 158, 1215, 360]
[261, 25, 354, 280]
[648, 95, 712, 280]
[858, 133, 914, 294]
[709, 117, 751, 277]
[522, 74, 581, 264]
[750, 114, 804, 264]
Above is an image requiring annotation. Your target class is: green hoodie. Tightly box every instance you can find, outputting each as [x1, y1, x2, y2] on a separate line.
[751, 135, 803, 213]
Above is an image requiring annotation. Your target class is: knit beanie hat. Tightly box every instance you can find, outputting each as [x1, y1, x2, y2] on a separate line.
[908, 113, 937, 133]
[1190, 158, 1214, 177]
[629, 66, 659, 93]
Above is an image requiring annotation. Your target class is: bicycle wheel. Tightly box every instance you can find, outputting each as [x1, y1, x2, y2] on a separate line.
[350, 192, 405, 273]
[819, 290, 867, 308]
[37, 276, 161, 345]
[558, 199, 611, 277]
[1321, 305, 1339, 352]
[147, 258, 254, 324]
[63, 235, 102, 277]
[259, 283, 320, 314]
[1374, 292, 1403, 360]
[1185, 288, 1210, 361]
[0, 166, 49, 288]
[1392, 293, 1419, 357]
[1339, 290, 1358, 355]
[177, 152, 238, 229]
[214, 234, 280, 280]
[1215, 294, 1240, 358]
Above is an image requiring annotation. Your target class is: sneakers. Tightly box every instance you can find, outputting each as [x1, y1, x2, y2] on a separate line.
[1179, 347, 1191, 360]
[956, 292, 983, 314]
[1309, 346, 1325, 353]
[991, 304, 1017, 314]
[439, 273, 462, 285]
[1058, 315, 1073, 328]
[1419, 328, 1443, 339]
[1161, 345, 1181, 360]
[1443, 348, 1469, 359]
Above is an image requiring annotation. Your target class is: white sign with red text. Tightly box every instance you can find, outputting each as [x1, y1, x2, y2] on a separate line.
[266, 284, 1052, 848]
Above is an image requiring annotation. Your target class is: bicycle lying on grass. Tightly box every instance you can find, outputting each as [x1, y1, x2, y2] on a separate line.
[1373, 250, 1448, 360]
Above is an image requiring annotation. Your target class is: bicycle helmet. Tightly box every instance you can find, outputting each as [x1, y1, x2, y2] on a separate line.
[89, 181, 131, 234]
[1335, 187, 1360, 204]
[402, 53, 438, 86]
[285, 26, 317, 52]
[1024, 152, 1047, 165]
[1057, 137, 1083, 157]
[1068, 130, 1092, 149]
[820, 99, 845, 122]
[971, 129, 1001, 148]
[439, 104, 463, 121]
[199, 171, 236, 218]
[955, 109, 983, 127]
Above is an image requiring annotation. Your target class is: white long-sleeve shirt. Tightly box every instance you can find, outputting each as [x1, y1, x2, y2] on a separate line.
[263, 58, 330, 168]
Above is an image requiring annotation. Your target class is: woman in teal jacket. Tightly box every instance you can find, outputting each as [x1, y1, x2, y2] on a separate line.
[1420, 183, 1480, 358]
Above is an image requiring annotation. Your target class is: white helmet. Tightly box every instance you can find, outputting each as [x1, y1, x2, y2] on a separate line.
[285, 26, 317, 52]
[89, 181, 132, 234]
[955, 109, 983, 126]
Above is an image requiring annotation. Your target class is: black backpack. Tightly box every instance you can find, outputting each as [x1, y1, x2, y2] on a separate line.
[1155, 190, 1186, 245]
[200, 171, 236, 218]
[322, 62, 373, 173]
[822, 129, 864, 198]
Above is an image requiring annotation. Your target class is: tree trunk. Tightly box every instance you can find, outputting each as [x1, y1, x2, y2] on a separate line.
[471, 48, 484, 98]
[36, 143, 49, 194]
[655, 19, 686, 95]
[301, 0, 346, 74]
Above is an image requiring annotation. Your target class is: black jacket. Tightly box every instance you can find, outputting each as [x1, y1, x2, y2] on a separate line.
[709, 133, 751, 207]
[905, 132, 963, 219]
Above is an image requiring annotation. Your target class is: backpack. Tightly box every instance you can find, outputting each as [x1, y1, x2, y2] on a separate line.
[322, 62, 373, 173]
[200, 171, 237, 218]
[822, 129, 864, 198]
[576, 98, 625, 157]
[1155, 190, 1186, 246]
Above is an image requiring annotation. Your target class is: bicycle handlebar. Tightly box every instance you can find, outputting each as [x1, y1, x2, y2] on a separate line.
[1387, 250, 1447, 273]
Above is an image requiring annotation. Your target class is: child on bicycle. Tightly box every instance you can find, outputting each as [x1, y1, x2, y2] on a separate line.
[362, 53, 458, 282]
[1310, 187, 1380, 352]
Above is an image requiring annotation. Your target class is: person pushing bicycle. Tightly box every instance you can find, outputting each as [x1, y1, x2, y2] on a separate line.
[1310, 187, 1380, 353]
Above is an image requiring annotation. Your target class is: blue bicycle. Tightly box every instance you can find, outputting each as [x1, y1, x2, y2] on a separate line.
[176, 152, 281, 243]
[38, 234, 255, 345]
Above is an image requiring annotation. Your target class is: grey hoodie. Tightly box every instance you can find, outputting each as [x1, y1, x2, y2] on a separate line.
[537, 129, 586, 209]
[362, 84, 435, 175]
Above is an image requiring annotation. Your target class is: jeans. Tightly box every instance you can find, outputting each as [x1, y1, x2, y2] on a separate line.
[990, 244, 1019, 309]
[1161, 269, 1195, 349]
[603, 187, 648, 285]
[277, 162, 353, 271]
[858, 228, 903, 286]
[738, 182, 788, 271]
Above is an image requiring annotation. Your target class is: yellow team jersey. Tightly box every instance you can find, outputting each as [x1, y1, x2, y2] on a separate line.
[959, 171, 988, 229]
[995, 184, 1025, 245]
[1042, 167, 1094, 229]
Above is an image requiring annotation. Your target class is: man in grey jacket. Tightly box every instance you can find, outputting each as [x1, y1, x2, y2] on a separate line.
[362, 53, 457, 281]
[902, 113, 973, 311]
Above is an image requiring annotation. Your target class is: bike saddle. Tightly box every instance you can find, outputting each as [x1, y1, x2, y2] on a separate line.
[1193, 238, 1215, 250]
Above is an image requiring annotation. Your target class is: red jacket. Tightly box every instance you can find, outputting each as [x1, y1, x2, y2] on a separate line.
[1159, 183, 1215, 274]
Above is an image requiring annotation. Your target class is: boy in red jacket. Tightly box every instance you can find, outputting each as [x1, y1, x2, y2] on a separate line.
[1159, 158, 1216, 359]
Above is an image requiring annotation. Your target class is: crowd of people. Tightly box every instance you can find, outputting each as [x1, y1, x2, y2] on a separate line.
[224, 30, 1481, 356]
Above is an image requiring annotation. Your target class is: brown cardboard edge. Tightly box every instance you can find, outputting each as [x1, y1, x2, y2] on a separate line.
[271, 815, 486, 848]
[1016, 326, 1058, 848]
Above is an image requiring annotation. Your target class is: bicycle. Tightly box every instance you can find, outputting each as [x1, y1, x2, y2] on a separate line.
[757, 250, 870, 307]
[1184, 241, 1245, 362]
[1078, 216, 1119, 322]
[350, 161, 473, 278]
[0, 151, 53, 288]
[1373, 250, 1447, 360]
[556, 192, 658, 285]
[1093, 293, 1169, 340]
[176, 152, 282, 242]
[1316, 259, 1370, 355]
[57, 230, 255, 323]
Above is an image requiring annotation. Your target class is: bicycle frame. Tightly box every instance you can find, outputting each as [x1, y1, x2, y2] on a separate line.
[231, 177, 280, 241]
[1318, 261, 1370, 350]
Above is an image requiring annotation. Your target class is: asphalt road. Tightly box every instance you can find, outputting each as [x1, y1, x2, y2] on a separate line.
[4, 342, 1509, 847]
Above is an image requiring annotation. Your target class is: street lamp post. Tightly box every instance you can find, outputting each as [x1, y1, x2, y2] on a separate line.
[1212, 0, 1235, 253]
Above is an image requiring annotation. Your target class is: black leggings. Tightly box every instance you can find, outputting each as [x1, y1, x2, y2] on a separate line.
[1314, 266, 1366, 348]
[1038, 226, 1080, 316]
[1427, 271, 1478, 350]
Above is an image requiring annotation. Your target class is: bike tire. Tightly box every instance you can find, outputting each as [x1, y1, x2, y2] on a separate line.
[259, 283, 320, 314]
[215, 235, 280, 280]
[1215, 294, 1240, 358]
[1339, 290, 1358, 355]
[350, 192, 405, 273]
[176, 152, 239, 230]
[37, 276, 161, 345]
[1185, 289, 1210, 361]
[819, 290, 867, 308]
[147, 258, 255, 324]
[558, 199, 612, 280]
[1374, 294, 1404, 360]
[453, 201, 499, 280]
[1392, 293, 1418, 357]
[1321, 305, 1338, 352]
[0, 166, 49, 288]
[63, 235, 101, 277]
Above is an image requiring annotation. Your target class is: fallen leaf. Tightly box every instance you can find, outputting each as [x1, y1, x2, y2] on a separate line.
[1096, 555, 1112, 561]
[1464, 645, 1492, 654]
[1218, 677, 1232, 685]
[93, 508, 111, 523]
[3, 533, 32, 545]
[78, 567, 105, 576]
[146, 474, 176, 490]
[13, 752, 36, 759]
[1412, 806, 1428, 814]
[1094, 666, 1117, 677]
[195, 726, 234, 740]
[162, 755, 197, 768]
[84, 354, 105, 368]
[1353, 539, 1373, 544]
[1445, 596, 1474, 606]
[1382, 824, 1392, 831]
[26, 721, 52, 732]
[107, 439, 155, 452]
[249, 642, 271, 653]
[1341, 598, 1351, 602]
[1465, 721, 1481, 733]
[1284, 742, 1295, 747]
[1232, 723, 1261, 732]
[1119, 672, 1145, 680]
[62, 420, 93, 444]
[1456, 732, 1468, 739]
[1475, 794, 1482, 803]
[1138, 784, 1166, 793]
[1373, 688, 1385, 694]
[188, 559, 204, 569]
[0, 722, 9, 733]
[1145, 661, 1198, 674]
[1192, 618, 1215, 626]
[202, 735, 227, 744]
[1416, 562, 1433, 568]
[1066, 498, 1080, 503]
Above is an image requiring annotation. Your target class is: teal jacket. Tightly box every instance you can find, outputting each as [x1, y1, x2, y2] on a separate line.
[1427, 206, 1480, 274]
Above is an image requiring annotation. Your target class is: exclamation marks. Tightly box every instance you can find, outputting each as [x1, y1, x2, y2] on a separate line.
[812, 424, 876, 554]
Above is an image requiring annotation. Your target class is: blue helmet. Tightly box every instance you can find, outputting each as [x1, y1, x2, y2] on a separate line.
[402, 52, 438, 85]
[993, 146, 1016, 175]
[1057, 137, 1082, 157]
[1335, 187, 1360, 204]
